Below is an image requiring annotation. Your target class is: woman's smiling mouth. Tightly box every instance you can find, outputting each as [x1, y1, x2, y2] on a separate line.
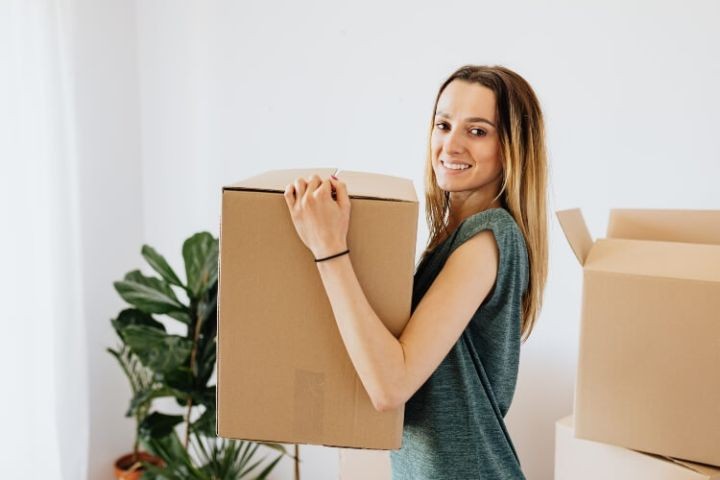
[441, 160, 473, 172]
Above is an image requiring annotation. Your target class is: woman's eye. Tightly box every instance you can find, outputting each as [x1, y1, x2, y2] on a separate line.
[435, 122, 486, 137]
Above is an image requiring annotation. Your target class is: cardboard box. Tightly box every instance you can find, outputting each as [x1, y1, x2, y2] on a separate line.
[339, 448, 391, 480]
[217, 168, 418, 449]
[555, 414, 720, 479]
[556, 208, 720, 466]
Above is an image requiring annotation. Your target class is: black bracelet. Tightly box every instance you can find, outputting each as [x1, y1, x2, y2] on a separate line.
[314, 249, 350, 263]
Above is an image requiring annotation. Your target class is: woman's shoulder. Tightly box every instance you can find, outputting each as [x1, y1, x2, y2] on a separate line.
[450, 208, 528, 277]
[456, 208, 524, 245]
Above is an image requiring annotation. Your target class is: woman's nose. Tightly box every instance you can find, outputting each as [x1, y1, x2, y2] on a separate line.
[443, 128, 465, 154]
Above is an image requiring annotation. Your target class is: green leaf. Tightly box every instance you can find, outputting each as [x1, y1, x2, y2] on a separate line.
[111, 308, 165, 338]
[126, 386, 189, 417]
[166, 310, 192, 325]
[252, 453, 284, 480]
[156, 367, 195, 394]
[114, 270, 185, 314]
[182, 232, 218, 300]
[198, 281, 218, 340]
[238, 452, 266, 478]
[192, 386, 215, 407]
[237, 443, 261, 477]
[190, 404, 216, 436]
[197, 294, 217, 324]
[195, 336, 216, 386]
[107, 346, 154, 396]
[141, 430, 185, 460]
[139, 412, 184, 439]
[141, 244, 184, 288]
[122, 325, 192, 374]
[258, 442, 291, 457]
[141, 432, 205, 478]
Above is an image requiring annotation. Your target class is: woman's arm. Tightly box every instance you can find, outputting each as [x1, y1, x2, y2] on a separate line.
[284, 174, 499, 411]
[316, 229, 498, 412]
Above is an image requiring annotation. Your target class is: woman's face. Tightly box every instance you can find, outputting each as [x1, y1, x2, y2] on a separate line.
[431, 80, 503, 196]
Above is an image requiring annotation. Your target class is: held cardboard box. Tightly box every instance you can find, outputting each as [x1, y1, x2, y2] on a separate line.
[555, 414, 720, 480]
[556, 208, 720, 466]
[216, 168, 418, 449]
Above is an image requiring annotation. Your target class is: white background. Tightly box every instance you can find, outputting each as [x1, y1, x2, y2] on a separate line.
[51, 0, 720, 478]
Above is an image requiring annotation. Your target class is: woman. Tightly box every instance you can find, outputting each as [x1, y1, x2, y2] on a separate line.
[284, 64, 548, 480]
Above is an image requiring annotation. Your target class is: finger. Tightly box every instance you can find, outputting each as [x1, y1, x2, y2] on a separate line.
[314, 178, 331, 196]
[283, 183, 296, 208]
[294, 177, 307, 200]
[306, 175, 322, 196]
[328, 177, 349, 208]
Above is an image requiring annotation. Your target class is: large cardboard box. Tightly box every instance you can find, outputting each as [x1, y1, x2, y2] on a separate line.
[217, 168, 418, 449]
[555, 414, 720, 479]
[556, 209, 720, 466]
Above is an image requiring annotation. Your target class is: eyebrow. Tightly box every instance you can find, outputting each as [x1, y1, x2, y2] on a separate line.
[435, 110, 496, 128]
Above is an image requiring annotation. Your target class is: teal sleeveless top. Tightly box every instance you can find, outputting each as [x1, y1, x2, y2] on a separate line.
[390, 207, 529, 480]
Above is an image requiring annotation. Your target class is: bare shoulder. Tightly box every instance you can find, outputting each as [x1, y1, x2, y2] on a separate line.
[435, 228, 499, 312]
[447, 228, 499, 273]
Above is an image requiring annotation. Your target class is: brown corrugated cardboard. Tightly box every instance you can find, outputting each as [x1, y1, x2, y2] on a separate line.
[217, 168, 418, 449]
[555, 415, 720, 480]
[556, 208, 720, 466]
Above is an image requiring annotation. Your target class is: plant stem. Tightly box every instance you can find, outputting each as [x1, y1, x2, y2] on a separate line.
[184, 304, 204, 449]
[133, 413, 140, 460]
[190, 310, 203, 377]
[183, 397, 193, 449]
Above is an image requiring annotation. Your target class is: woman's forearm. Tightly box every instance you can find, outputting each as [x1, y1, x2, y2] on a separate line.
[315, 252, 406, 412]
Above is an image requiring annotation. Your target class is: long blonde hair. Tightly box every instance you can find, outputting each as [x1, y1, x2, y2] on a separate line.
[420, 64, 549, 343]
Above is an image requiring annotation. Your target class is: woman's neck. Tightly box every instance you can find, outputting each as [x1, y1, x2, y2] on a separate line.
[446, 199, 502, 235]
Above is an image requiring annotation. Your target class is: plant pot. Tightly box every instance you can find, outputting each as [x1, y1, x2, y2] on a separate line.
[113, 451, 164, 480]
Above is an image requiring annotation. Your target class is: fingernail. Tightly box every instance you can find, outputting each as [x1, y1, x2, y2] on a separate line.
[331, 175, 338, 179]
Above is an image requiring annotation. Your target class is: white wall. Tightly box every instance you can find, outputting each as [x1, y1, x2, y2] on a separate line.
[76, 0, 720, 478]
[66, 1, 144, 479]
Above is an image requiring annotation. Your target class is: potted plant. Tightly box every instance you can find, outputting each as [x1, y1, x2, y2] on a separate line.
[109, 231, 296, 479]
[107, 343, 165, 479]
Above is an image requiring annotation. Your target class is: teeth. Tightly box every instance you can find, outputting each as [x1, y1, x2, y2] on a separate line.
[443, 161, 470, 170]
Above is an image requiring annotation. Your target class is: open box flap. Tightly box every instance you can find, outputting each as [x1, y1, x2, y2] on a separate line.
[225, 168, 417, 203]
[608, 209, 720, 245]
[584, 237, 720, 283]
[556, 208, 594, 266]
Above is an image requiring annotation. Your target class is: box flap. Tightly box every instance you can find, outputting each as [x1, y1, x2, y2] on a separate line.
[608, 209, 720, 245]
[665, 458, 720, 478]
[224, 168, 417, 203]
[556, 209, 593, 266]
[584, 238, 720, 283]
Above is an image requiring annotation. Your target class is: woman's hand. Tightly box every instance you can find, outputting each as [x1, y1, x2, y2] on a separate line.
[284, 174, 351, 259]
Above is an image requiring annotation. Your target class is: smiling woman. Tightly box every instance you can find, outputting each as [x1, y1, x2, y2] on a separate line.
[284, 64, 548, 480]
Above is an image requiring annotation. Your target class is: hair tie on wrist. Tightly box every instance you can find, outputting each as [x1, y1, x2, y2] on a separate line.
[314, 249, 350, 263]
